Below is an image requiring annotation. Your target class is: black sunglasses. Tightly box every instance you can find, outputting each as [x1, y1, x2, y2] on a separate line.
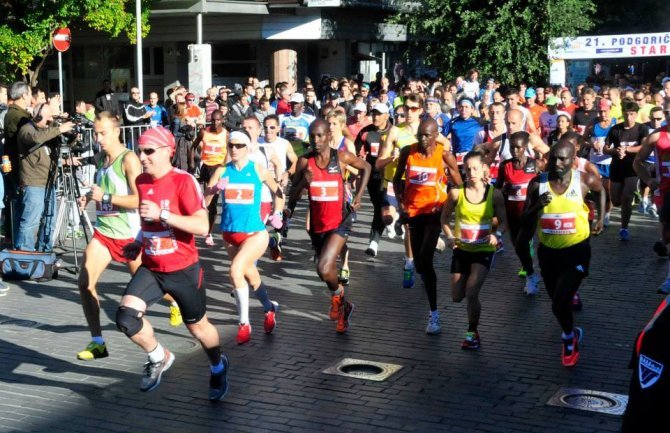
[228, 142, 247, 149]
[139, 146, 167, 155]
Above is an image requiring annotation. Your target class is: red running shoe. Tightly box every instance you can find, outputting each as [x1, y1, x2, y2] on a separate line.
[236, 323, 251, 345]
[561, 327, 583, 367]
[264, 302, 279, 334]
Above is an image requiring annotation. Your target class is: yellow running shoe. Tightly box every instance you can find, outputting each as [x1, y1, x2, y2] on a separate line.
[77, 342, 109, 361]
[169, 304, 183, 327]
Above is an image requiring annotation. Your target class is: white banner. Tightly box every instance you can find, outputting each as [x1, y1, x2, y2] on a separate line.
[307, 0, 341, 6]
[549, 32, 670, 60]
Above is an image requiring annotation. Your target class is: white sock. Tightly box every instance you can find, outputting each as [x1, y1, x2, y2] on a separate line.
[404, 257, 414, 270]
[234, 285, 250, 324]
[148, 343, 165, 363]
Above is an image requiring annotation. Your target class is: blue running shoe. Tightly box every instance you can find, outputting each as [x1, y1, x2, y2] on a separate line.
[402, 269, 414, 288]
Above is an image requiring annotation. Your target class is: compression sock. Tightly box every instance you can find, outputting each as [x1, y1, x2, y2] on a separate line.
[234, 285, 250, 324]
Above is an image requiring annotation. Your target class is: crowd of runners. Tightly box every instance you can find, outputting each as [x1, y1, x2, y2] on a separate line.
[3, 69, 670, 422]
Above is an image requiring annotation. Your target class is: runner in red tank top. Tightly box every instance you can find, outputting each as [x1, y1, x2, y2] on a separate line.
[495, 131, 540, 294]
[634, 103, 670, 293]
[286, 119, 371, 334]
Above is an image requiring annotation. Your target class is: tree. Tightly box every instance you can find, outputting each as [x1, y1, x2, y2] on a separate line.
[0, 0, 152, 86]
[391, 0, 596, 85]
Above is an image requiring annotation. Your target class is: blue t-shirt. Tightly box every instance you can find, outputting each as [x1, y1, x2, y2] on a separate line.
[448, 116, 483, 154]
[145, 104, 169, 126]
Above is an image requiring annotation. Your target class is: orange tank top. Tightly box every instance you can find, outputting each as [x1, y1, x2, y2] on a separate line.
[201, 129, 227, 166]
[403, 143, 448, 217]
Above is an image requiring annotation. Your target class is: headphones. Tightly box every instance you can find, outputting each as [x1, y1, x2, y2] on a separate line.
[33, 103, 45, 123]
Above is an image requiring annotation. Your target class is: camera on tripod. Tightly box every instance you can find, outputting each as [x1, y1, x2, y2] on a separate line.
[54, 114, 92, 154]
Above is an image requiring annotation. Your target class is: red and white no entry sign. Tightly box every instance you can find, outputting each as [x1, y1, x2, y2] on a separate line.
[53, 28, 71, 52]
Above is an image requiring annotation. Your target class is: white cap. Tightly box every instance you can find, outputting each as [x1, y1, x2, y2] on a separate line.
[229, 131, 251, 147]
[353, 102, 367, 112]
[290, 93, 304, 103]
[371, 103, 389, 114]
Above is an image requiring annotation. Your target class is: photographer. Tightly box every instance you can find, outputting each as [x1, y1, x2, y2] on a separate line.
[15, 103, 78, 252]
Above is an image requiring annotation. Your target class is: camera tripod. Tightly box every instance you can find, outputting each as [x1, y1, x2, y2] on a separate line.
[50, 150, 93, 273]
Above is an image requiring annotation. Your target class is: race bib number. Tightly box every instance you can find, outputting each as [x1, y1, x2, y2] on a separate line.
[310, 180, 339, 202]
[96, 202, 120, 217]
[224, 183, 255, 204]
[459, 223, 491, 244]
[202, 143, 224, 156]
[370, 142, 380, 157]
[575, 124, 586, 135]
[386, 182, 395, 197]
[506, 182, 529, 202]
[662, 161, 670, 178]
[408, 166, 437, 185]
[143, 230, 177, 256]
[621, 141, 638, 148]
[540, 213, 577, 235]
[455, 152, 468, 165]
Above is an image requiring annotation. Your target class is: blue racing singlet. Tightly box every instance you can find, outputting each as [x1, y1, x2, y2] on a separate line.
[219, 160, 266, 233]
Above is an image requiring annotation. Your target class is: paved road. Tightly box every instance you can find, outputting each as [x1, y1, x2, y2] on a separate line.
[0, 202, 665, 433]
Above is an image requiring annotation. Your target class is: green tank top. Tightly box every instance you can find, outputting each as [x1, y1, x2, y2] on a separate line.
[95, 150, 140, 239]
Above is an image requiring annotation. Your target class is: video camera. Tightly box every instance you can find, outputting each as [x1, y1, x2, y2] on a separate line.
[53, 114, 93, 154]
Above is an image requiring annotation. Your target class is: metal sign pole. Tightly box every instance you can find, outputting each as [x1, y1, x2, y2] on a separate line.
[58, 51, 64, 113]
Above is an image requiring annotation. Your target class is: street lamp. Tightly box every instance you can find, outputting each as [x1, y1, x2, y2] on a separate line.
[136, 0, 143, 98]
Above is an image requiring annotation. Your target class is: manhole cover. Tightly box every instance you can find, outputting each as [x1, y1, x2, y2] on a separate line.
[323, 358, 403, 382]
[0, 319, 41, 331]
[547, 387, 628, 415]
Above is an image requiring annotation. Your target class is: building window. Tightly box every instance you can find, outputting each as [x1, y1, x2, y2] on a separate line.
[142, 47, 164, 77]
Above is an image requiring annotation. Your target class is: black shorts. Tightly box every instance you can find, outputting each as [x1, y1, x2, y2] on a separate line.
[309, 212, 353, 257]
[609, 159, 636, 183]
[199, 163, 220, 186]
[538, 238, 590, 279]
[450, 248, 495, 273]
[660, 190, 670, 224]
[124, 262, 206, 324]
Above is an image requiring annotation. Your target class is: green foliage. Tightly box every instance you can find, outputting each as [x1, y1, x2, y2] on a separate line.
[392, 0, 596, 85]
[0, 0, 152, 85]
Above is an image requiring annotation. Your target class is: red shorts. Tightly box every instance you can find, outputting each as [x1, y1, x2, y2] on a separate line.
[93, 230, 136, 263]
[260, 202, 272, 223]
[223, 232, 254, 247]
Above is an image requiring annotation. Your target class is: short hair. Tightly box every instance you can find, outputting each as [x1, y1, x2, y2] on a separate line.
[622, 99, 639, 113]
[582, 88, 597, 98]
[264, 114, 280, 125]
[404, 93, 424, 107]
[9, 82, 30, 100]
[242, 115, 261, 127]
[31, 87, 45, 98]
[325, 109, 346, 126]
[259, 96, 269, 105]
[95, 111, 120, 128]
[650, 106, 663, 116]
[463, 150, 486, 165]
[509, 131, 530, 145]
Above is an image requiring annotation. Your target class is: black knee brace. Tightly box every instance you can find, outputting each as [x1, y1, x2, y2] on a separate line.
[116, 306, 144, 337]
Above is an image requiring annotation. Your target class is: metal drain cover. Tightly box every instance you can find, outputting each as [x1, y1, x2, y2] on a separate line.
[547, 387, 628, 415]
[0, 319, 41, 331]
[323, 358, 403, 382]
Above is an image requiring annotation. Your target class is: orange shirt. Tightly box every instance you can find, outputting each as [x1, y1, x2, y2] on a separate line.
[185, 105, 202, 119]
[403, 143, 448, 218]
[527, 104, 546, 130]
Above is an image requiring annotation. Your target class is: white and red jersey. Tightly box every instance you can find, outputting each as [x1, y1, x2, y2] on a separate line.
[499, 158, 537, 219]
[307, 149, 345, 233]
[136, 169, 205, 272]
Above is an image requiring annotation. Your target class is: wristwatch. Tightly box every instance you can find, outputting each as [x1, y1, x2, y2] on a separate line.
[102, 193, 111, 205]
[159, 209, 171, 222]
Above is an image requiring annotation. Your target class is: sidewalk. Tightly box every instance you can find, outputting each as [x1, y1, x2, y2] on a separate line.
[0, 203, 665, 433]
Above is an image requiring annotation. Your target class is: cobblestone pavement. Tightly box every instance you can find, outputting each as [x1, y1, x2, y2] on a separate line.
[0, 202, 665, 433]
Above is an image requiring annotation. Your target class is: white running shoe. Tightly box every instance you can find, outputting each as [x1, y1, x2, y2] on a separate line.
[425, 315, 441, 335]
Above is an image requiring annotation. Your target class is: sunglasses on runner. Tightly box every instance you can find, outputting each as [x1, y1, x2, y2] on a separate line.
[139, 146, 168, 155]
[228, 142, 247, 149]
[652, 117, 664, 121]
